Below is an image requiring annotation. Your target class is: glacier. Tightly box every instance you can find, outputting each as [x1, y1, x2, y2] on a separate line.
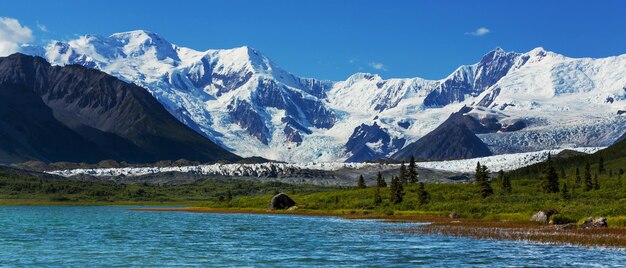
[46, 147, 603, 178]
[19, 31, 626, 162]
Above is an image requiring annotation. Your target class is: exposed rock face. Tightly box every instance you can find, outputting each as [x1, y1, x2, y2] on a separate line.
[28, 34, 626, 163]
[530, 210, 558, 224]
[268, 193, 296, 210]
[423, 48, 522, 107]
[580, 217, 608, 228]
[0, 53, 240, 164]
[392, 108, 492, 161]
[345, 123, 405, 162]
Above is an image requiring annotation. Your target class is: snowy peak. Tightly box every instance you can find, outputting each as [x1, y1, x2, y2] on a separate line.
[20, 33, 626, 163]
[109, 30, 179, 60]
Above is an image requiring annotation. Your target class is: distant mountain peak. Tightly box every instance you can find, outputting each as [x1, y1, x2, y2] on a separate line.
[110, 30, 163, 42]
[16, 32, 626, 163]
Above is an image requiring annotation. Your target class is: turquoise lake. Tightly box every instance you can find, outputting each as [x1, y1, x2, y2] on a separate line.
[0, 206, 624, 267]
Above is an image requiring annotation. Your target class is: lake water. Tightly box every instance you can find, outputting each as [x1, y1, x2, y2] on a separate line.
[0, 206, 624, 267]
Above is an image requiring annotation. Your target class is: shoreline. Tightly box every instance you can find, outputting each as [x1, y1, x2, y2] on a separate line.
[133, 207, 626, 249]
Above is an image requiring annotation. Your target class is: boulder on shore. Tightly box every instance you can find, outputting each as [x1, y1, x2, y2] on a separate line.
[580, 217, 608, 228]
[268, 193, 296, 210]
[530, 209, 558, 224]
[449, 212, 461, 219]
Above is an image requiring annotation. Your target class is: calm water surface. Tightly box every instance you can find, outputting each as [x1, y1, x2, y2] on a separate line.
[0, 206, 624, 267]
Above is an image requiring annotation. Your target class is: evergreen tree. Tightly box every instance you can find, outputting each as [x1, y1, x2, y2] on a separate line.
[408, 156, 418, 184]
[225, 189, 233, 202]
[357, 175, 366, 189]
[584, 162, 593, 192]
[498, 169, 512, 194]
[398, 162, 408, 185]
[475, 162, 483, 184]
[561, 182, 570, 200]
[475, 162, 493, 198]
[417, 182, 430, 205]
[480, 164, 493, 198]
[389, 176, 404, 204]
[574, 167, 582, 187]
[598, 157, 605, 174]
[559, 167, 566, 182]
[376, 172, 387, 188]
[542, 154, 559, 193]
[593, 173, 600, 190]
[373, 187, 382, 205]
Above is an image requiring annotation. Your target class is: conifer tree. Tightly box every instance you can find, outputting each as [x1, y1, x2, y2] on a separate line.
[389, 176, 404, 204]
[399, 162, 408, 185]
[561, 182, 570, 200]
[373, 187, 382, 205]
[598, 157, 605, 174]
[417, 182, 430, 205]
[357, 175, 366, 189]
[225, 189, 233, 202]
[559, 167, 566, 182]
[498, 169, 512, 194]
[408, 156, 418, 184]
[584, 162, 593, 192]
[542, 154, 559, 193]
[593, 173, 600, 190]
[376, 172, 387, 188]
[475, 162, 493, 198]
[575, 167, 582, 187]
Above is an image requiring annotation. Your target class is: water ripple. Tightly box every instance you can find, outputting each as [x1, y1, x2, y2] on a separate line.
[0, 206, 624, 267]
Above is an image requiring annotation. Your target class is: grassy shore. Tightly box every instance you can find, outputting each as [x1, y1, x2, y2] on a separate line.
[3, 163, 626, 248]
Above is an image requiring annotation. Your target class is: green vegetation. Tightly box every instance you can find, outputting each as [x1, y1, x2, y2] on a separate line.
[408, 157, 418, 184]
[2, 138, 625, 229]
[417, 182, 429, 206]
[498, 170, 512, 194]
[0, 171, 339, 205]
[475, 162, 493, 198]
[542, 154, 560, 193]
[389, 176, 404, 204]
[356, 175, 366, 189]
[375, 172, 387, 188]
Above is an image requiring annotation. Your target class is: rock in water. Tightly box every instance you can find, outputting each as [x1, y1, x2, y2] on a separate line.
[580, 217, 608, 228]
[530, 210, 558, 224]
[268, 193, 296, 210]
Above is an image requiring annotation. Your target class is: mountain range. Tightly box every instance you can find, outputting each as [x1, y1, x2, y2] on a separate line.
[15, 30, 626, 163]
[0, 53, 239, 163]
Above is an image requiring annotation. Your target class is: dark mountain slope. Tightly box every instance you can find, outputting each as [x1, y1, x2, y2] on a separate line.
[0, 53, 240, 163]
[392, 108, 492, 161]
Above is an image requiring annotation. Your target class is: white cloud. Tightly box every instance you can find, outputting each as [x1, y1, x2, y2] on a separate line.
[36, 21, 48, 32]
[465, 27, 490, 36]
[368, 62, 387, 71]
[0, 17, 33, 56]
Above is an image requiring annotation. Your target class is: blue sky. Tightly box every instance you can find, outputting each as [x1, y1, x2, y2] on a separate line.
[1, 0, 625, 80]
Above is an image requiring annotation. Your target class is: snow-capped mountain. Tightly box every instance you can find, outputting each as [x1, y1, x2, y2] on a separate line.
[21, 31, 626, 162]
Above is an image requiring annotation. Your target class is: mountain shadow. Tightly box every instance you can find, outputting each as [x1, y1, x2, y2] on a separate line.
[0, 53, 240, 164]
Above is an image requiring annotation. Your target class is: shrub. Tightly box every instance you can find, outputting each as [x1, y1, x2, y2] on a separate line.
[551, 214, 577, 224]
